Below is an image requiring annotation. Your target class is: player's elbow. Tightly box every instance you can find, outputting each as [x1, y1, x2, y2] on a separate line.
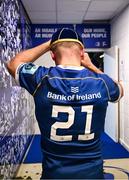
[6, 60, 16, 77]
[120, 85, 124, 97]
[118, 82, 124, 98]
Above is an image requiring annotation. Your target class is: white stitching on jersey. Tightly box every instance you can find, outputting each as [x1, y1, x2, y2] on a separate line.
[101, 79, 111, 101]
[15, 63, 27, 85]
[111, 82, 122, 103]
[33, 74, 111, 100]
[32, 75, 48, 96]
[48, 76, 111, 101]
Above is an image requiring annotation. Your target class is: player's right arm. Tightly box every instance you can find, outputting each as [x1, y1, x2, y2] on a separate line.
[6, 40, 51, 78]
[6, 40, 51, 95]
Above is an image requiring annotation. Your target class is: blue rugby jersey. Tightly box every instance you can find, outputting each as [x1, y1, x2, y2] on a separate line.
[16, 63, 122, 179]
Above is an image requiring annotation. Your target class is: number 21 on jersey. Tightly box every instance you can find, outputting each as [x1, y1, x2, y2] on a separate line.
[50, 105, 94, 141]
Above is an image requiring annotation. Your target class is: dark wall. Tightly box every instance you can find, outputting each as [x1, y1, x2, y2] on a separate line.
[0, 0, 35, 178]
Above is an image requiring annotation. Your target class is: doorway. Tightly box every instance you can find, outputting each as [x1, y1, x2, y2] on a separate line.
[88, 52, 104, 72]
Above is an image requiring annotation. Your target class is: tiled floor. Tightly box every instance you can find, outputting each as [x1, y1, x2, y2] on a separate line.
[104, 158, 129, 179]
[15, 158, 129, 179]
[15, 133, 129, 179]
[15, 163, 42, 179]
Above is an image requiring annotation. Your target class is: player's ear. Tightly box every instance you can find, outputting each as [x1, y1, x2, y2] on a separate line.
[80, 49, 84, 60]
[50, 51, 56, 61]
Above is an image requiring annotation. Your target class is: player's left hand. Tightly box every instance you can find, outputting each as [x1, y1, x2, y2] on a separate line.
[81, 53, 93, 68]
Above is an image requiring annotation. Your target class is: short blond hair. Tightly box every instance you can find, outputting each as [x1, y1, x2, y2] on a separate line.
[50, 41, 83, 55]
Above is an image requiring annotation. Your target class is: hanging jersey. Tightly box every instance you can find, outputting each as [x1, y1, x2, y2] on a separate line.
[16, 63, 122, 179]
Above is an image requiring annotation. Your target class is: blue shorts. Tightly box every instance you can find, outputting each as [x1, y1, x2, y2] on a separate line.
[41, 158, 104, 179]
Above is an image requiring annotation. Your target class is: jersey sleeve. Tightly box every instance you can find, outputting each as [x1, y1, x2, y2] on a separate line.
[100, 74, 122, 103]
[15, 63, 48, 95]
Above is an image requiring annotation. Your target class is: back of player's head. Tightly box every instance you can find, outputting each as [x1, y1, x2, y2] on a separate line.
[50, 28, 84, 62]
[50, 28, 84, 50]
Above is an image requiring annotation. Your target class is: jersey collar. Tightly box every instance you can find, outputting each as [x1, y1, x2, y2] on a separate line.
[57, 65, 85, 71]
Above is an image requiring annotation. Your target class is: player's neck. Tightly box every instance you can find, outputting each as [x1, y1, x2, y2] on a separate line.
[56, 56, 81, 67]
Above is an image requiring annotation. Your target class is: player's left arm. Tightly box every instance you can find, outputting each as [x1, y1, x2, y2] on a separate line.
[81, 52, 103, 74]
[81, 52, 124, 100]
[6, 40, 51, 78]
[101, 74, 124, 102]
[112, 79, 124, 98]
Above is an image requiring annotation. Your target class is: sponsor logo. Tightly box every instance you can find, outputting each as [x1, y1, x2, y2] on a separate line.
[47, 91, 101, 101]
[71, 87, 79, 93]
